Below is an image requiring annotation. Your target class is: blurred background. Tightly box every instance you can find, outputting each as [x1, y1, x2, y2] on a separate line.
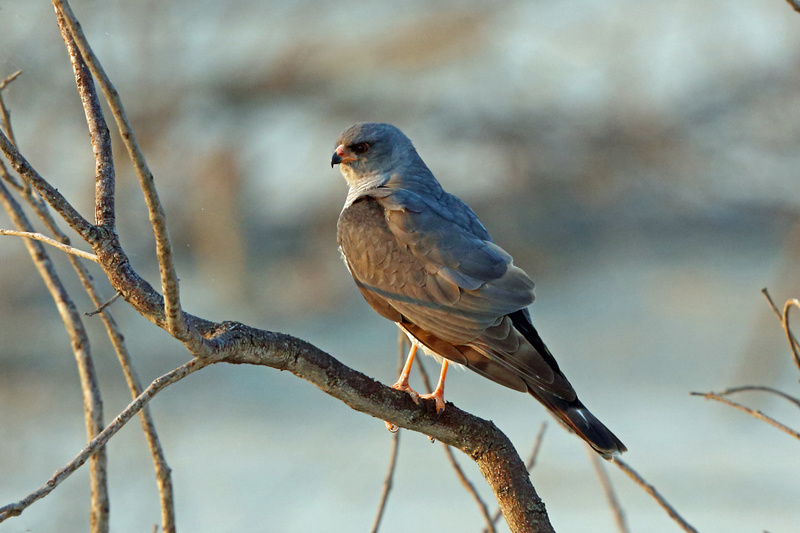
[1, 0, 800, 531]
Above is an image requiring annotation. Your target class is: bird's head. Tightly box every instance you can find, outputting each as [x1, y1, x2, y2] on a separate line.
[331, 122, 416, 189]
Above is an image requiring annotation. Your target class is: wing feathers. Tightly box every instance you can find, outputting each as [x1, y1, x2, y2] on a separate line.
[337, 192, 575, 401]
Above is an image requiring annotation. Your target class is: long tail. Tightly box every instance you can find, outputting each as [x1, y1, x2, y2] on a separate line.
[508, 309, 626, 458]
[535, 392, 626, 458]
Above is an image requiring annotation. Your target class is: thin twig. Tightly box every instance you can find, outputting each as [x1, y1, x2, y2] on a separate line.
[487, 422, 547, 530]
[0, 71, 22, 90]
[0, 129, 94, 238]
[52, 11, 178, 528]
[416, 357, 496, 533]
[761, 288, 783, 320]
[611, 457, 698, 533]
[781, 299, 800, 374]
[53, 0, 194, 348]
[370, 431, 400, 533]
[588, 447, 629, 533]
[0, 358, 208, 523]
[85, 292, 122, 317]
[0, 70, 21, 148]
[761, 288, 800, 360]
[2, 34, 175, 530]
[0, 229, 99, 262]
[0, 73, 31, 194]
[55, 10, 115, 229]
[15, 21, 114, 530]
[4, 164, 177, 532]
[0, 179, 108, 532]
[521, 423, 548, 474]
[691, 391, 800, 441]
[717, 385, 800, 409]
[0, 157, 24, 192]
[370, 332, 409, 533]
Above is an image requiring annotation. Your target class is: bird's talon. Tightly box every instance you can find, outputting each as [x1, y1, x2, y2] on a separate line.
[385, 421, 399, 433]
[419, 392, 446, 415]
[390, 383, 420, 405]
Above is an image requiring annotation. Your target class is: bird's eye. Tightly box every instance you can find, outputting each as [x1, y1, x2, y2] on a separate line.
[352, 142, 370, 154]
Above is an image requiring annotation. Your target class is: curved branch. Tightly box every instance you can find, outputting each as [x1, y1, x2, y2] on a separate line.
[0, 3, 559, 531]
[781, 299, 800, 374]
[0, 358, 206, 523]
[691, 391, 800, 441]
[215, 325, 553, 532]
[717, 385, 800, 409]
[0, 180, 108, 532]
[52, 0, 193, 346]
[0, 129, 94, 238]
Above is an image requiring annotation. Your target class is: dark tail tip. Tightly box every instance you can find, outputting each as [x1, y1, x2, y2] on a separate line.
[536, 393, 626, 458]
[563, 404, 627, 458]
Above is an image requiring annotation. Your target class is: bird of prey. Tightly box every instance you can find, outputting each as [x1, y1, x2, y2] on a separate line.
[332, 122, 626, 457]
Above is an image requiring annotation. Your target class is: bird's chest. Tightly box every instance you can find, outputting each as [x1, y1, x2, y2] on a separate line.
[336, 197, 424, 286]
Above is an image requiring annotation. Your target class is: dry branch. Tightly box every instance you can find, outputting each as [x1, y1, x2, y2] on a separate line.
[0, 2, 562, 531]
[717, 385, 800, 409]
[691, 391, 800, 441]
[0, 359, 207, 523]
[611, 458, 698, 533]
[0, 229, 99, 262]
[0, 180, 108, 532]
[52, 0, 195, 348]
[589, 448, 629, 533]
[370, 431, 400, 533]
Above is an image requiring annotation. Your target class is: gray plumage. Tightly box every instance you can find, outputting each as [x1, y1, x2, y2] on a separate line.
[332, 122, 625, 457]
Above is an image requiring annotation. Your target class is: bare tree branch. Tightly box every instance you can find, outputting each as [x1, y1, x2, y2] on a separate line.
[55, 10, 114, 229]
[785, 0, 800, 14]
[220, 330, 555, 532]
[611, 458, 698, 533]
[0, 130, 94, 237]
[0, 71, 22, 186]
[588, 448, 629, 533]
[0, 180, 108, 532]
[370, 333, 409, 533]
[370, 431, 400, 533]
[717, 385, 800, 409]
[1, 43, 175, 533]
[0, 229, 99, 262]
[691, 391, 800, 441]
[780, 298, 800, 374]
[415, 356, 496, 533]
[52, 0, 195, 348]
[0, 3, 562, 531]
[85, 292, 122, 316]
[0, 358, 207, 523]
[761, 288, 800, 361]
[486, 422, 547, 532]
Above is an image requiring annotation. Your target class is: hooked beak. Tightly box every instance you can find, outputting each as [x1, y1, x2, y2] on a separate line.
[330, 144, 357, 168]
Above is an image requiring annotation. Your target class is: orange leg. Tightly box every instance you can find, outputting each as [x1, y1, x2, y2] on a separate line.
[385, 343, 421, 432]
[390, 343, 421, 402]
[420, 359, 449, 414]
